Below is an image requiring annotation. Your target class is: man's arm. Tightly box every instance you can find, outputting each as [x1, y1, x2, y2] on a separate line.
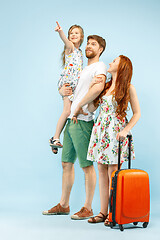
[73, 74, 106, 117]
[79, 74, 106, 107]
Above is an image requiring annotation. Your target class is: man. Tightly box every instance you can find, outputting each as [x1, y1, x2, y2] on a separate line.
[43, 35, 107, 220]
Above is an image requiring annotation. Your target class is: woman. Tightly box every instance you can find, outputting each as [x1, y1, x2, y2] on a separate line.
[87, 55, 141, 225]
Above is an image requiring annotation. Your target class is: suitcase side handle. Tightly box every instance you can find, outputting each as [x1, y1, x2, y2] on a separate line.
[118, 134, 132, 170]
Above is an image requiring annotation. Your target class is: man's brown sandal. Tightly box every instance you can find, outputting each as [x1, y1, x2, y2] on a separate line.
[88, 212, 108, 223]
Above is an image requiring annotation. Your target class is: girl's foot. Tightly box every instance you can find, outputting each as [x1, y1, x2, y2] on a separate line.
[88, 212, 108, 223]
[49, 137, 63, 148]
[104, 214, 110, 226]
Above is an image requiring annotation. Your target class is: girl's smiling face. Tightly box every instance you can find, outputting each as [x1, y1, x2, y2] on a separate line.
[69, 27, 82, 45]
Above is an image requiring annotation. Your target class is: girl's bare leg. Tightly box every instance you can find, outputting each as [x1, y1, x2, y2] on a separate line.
[54, 97, 71, 140]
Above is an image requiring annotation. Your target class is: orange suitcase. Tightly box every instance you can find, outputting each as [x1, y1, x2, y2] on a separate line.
[109, 135, 150, 231]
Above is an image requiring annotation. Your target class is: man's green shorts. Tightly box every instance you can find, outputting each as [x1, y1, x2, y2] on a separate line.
[62, 119, 94, 168]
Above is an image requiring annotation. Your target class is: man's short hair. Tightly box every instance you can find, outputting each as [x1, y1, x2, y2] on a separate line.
[87, 35, 106, 56]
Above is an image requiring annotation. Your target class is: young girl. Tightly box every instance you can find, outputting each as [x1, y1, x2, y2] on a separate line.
[50, 22, 84, 154]
[87, 55, 141, 224]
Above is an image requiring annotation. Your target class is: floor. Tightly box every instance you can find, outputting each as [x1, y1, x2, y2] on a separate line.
[1, 197, 160, 240]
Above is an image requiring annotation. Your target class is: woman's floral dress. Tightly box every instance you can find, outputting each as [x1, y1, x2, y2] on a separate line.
[58, 48, 83, 101]
[87, 95, 135, 164]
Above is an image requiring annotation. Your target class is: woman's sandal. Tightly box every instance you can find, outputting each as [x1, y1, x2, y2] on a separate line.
[49, 137, 63, 148]
[88, 212, 108, 224]
[104, 214, 110, 226]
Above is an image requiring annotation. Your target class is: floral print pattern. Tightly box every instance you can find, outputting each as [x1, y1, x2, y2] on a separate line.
[87, 95, 135, 164]
[58, 48, 83, 101]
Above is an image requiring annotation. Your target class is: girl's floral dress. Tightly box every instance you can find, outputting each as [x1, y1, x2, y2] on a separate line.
[58, 47, 83, 101]
[87, 95, 135, 164]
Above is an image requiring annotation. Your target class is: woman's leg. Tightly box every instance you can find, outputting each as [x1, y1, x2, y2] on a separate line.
[98, 163, 120, 215]
[54, 97, 71, 140]
[98, 163, 110, 216]
[88, 163, 109, 223]
[108, 164, 118, 191]
[104, 164, 119, 225]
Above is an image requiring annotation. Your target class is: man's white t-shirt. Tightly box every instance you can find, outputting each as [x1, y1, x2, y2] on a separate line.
[68, 61, 107, 122]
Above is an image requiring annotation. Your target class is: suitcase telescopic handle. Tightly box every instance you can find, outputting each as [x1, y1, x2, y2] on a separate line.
[109, 189, 113, 212]
[118, 134, 132, 170]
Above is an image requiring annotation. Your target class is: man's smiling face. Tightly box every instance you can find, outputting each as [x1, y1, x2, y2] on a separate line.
[85, 39, 102, 59]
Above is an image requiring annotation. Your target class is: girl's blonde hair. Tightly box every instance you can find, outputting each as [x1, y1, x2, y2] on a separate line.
[62, 25, 84, 66]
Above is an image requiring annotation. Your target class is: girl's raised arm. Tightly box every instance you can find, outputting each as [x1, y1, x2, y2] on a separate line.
[55, 21, 74, 53]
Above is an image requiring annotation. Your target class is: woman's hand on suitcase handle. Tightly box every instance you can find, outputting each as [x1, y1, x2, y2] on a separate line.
[116, 129, 128, 141]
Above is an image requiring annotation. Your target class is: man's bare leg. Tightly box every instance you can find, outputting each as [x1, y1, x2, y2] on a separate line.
[70, 165, 96, 219]
[60, 162, 75, 208]
[83, 165, 96, 211]
[42, 162, 74, 215]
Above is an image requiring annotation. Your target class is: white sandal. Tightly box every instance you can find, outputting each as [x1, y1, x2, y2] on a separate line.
[49, 137, 63, 148]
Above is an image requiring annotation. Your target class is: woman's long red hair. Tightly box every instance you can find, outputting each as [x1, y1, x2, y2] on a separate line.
[94, 55, 133, 120]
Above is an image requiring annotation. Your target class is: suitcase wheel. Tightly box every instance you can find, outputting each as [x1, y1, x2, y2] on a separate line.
[119, 224, 124, 231]
[133, 222, 138, 226]
[110, 222, 113, 228]
[110, 222, 116, 228]
[143, 222, 148, 228]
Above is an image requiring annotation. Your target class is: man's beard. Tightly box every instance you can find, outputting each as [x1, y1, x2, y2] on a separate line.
[85, 49, 96, 59]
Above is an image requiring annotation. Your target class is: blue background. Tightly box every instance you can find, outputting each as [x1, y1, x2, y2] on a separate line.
[0, 0, 160, 239]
